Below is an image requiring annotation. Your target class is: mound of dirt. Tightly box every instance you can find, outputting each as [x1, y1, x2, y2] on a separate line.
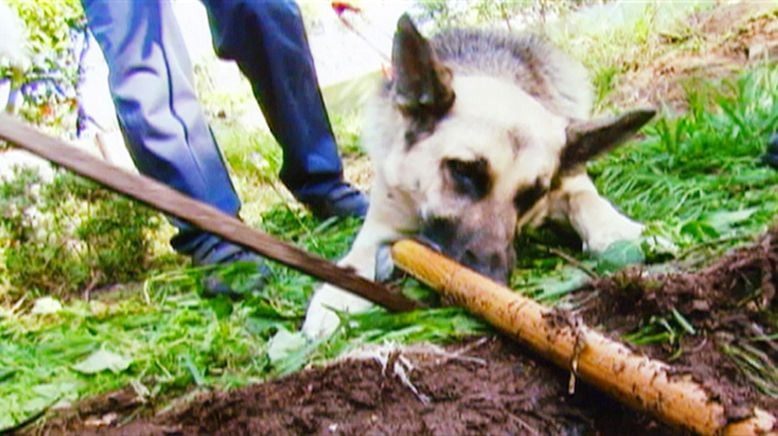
[41, 338, 671, 435]
[579, 227, 778, 421]
[606, 3, 778, 111]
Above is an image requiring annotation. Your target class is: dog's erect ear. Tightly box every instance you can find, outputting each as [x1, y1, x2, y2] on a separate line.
[392, 14, 455, 119]
[559, 109, 656, 174]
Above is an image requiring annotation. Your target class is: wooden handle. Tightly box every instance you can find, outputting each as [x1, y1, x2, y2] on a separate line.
[0, 114, 417, 312]
[392, 239, 776, 435]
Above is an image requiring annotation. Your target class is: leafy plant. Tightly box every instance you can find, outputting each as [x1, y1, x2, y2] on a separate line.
[413, 0, 605, 31]
[3, 0, 85, 128]
[0, 169, 167, 299]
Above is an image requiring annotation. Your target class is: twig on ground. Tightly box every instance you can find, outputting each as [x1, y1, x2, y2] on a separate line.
[677, 234, 750, 261]
[546, 247, 598, 279]
[507, 411, 541, 436]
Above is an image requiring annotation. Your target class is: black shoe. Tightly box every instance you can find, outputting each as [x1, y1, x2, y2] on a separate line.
[305, 183, 369, 219]
[192, 240, 272, 298]
[763, 133, 778, 169]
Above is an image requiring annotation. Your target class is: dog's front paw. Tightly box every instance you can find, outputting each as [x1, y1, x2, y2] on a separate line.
[584, 218, 644, 254]
[302, 285, 373, 340]
[374, 244, 396, 282]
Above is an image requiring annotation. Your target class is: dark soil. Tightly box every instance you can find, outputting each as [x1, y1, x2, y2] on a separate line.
[38, 337, 672, 435]
[578, 228, 778, 421]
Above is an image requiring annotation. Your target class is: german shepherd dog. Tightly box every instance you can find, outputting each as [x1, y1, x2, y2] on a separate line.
[303, 15, 654, 338]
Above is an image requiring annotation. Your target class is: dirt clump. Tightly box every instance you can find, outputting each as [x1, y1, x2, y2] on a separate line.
[578, 227, 778, 421]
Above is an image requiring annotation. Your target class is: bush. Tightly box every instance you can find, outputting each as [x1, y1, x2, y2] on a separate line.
[3, 0, 85, 129]
[0, 168, 163, 298]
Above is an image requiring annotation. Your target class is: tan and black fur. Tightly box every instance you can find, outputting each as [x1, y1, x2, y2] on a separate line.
[303, 15, 654, 338]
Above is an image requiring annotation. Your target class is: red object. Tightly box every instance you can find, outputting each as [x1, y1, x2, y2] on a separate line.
[331, 1, 361, 16]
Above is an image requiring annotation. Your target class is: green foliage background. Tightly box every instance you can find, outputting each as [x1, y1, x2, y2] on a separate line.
[3, 0, 85, 127]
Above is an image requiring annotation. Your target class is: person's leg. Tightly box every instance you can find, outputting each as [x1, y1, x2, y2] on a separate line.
[83, 0, 232, 255]
[201, 0, 367, 218]
[81, 0, 268, 283]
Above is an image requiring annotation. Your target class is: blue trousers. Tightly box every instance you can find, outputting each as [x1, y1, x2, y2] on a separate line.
[82, 0, 345, 256]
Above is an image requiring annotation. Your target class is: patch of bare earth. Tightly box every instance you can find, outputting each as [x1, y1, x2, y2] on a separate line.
[606, 3, 778, 111]
[578, 227, 778, 422]
[38, 338, 671, 435]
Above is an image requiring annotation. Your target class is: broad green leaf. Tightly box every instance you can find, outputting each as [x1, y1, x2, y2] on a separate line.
[72, 349, 132, 374]
[266, 328, 308, 365]
[0, 367, 16, 382]
[206, 295, 233, 319]
[596, 240, 645, 274]
[680, 220, 720, 240]
[532, 268, 590, 302]
[703, 208, 757, 233]
[31, 381, 79, 402]
[245, 316, 290, 337]
[30, 297, 62, 315]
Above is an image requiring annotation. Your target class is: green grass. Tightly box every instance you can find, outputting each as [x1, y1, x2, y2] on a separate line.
[590, 65, 778, 253]
[622, 309, 696, 361]
[0, 225, 485, 430]
[1, 281, 280, 430]
[594, 65, 778, 395]
[721, 342, 778, 398]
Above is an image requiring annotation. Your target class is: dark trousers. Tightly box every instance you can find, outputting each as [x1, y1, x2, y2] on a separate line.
[82, 0, 344, 256]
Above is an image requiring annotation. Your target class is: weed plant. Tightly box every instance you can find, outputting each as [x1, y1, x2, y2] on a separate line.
[0, 169, 171, 301]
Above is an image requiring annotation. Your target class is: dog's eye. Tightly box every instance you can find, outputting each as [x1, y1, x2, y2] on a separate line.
[514, 178, 548, 213]
[445, 158, 491, 200]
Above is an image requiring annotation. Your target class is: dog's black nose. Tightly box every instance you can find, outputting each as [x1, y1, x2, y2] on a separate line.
[419, 217, 458, 252]
[461, 249, 510, 284]
[420, 217, 512, 284]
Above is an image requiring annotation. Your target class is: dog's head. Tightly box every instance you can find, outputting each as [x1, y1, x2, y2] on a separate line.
[387, 16, 654, 283]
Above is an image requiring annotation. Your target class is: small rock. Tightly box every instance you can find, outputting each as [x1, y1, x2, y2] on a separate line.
[691, 299, 711, 312]
[748, 41, 778, 61]
[84, 412, 118, 428]
[31, 296, 63, 315]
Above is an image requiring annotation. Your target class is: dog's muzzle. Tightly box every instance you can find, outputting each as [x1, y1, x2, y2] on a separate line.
[419, 217, 513, 284]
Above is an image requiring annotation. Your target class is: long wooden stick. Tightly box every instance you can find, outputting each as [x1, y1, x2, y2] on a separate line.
[0, 114, 417, 312]
[392, 239, 776, 435]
